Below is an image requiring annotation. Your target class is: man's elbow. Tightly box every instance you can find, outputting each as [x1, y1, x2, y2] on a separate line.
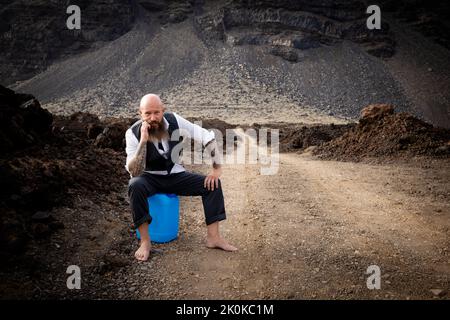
[204, 138, 216, 148]
[125, 160, 135, 176]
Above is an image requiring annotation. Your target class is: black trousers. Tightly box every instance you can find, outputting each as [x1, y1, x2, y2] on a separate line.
[128, 171, 226, 229]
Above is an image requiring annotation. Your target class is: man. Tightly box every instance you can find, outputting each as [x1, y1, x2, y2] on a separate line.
[125, 94, 238, 261]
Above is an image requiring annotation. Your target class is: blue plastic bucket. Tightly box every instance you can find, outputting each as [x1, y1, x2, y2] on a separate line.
[136, 193, 180, 243]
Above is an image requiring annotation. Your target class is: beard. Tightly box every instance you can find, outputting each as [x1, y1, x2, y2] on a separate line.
[146, 119, 168, 141]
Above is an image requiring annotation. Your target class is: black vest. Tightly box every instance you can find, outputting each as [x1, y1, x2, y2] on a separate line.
[130, 112, 182, 174]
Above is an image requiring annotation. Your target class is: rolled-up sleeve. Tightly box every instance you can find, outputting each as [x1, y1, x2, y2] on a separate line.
[173, 112, 215, 146]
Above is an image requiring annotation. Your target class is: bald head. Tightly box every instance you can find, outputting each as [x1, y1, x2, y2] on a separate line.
[140, 94, 163, 110]
[139, 93, 166, 124]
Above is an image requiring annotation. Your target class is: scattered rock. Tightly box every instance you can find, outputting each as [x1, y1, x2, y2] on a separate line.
[31, 211, 52, 222]
[269, 46, 299, 63]
[360, 104, 395, 120]
[430, 289, 446, 297]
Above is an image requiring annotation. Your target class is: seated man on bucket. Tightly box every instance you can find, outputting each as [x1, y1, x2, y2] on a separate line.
[125, 94, 238, 261]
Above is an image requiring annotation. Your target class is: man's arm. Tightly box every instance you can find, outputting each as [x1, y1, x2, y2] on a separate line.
[204, 140, 222, 191]
[127, 140, 147, 177]
[174, 113, 222, 166]
[173, 113, 223, 190]
[125, 121, 150, 177]
[205, 138, 222, 169]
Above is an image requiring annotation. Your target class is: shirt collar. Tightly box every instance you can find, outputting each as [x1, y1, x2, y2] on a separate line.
[163, 115, 169, 130]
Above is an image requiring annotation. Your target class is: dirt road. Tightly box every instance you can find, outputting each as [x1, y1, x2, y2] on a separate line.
[119, 152, 449, 300]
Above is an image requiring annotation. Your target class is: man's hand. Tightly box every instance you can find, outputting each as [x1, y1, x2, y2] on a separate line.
[140, 121, 150, 142]
[204, 166, 222, 191]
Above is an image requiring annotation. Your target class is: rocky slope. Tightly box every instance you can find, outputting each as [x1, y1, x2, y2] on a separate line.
[194, 0, 394, 57]
[4, 0, 449, 128]
[0, 0, 137, 85]
[1, 0, 395, 88]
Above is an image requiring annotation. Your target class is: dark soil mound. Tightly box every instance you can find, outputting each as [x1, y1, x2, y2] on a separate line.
[274, 122, 355, 152]
[0, 86, 135, 258]
[0, 85, 53, 153]
[313, 104, 450, 161]
[53, 112, 136, 151]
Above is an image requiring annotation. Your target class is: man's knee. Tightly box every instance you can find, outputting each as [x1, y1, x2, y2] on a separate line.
[128, 176, 147, 194]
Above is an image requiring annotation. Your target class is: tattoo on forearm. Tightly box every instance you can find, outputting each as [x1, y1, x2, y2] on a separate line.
[129, 142, 147, 177]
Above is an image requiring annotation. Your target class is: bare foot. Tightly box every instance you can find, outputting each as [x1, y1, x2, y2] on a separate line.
[206, 236, 238, 252]
[135, 240, 152, 261]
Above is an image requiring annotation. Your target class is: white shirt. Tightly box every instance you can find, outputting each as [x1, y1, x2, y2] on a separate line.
[125, 112, 215, 175]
